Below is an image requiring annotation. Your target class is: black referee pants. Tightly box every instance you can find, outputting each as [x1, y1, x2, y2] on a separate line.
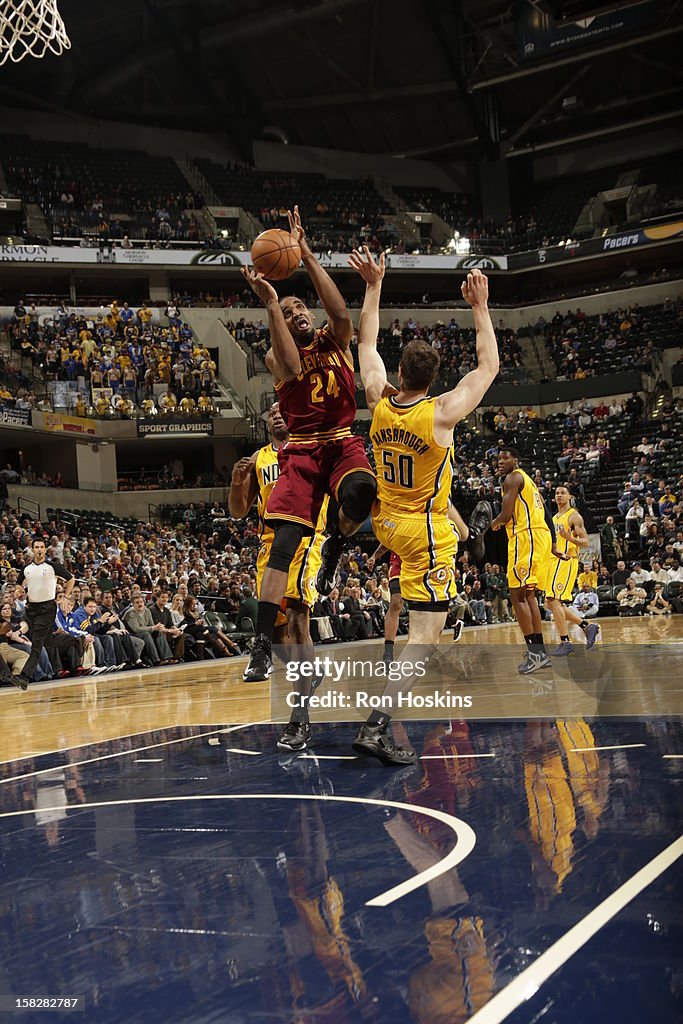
[22, 599, 57, 681]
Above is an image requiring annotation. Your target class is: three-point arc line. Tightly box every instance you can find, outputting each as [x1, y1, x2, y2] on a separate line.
[0, 792, 476, 907]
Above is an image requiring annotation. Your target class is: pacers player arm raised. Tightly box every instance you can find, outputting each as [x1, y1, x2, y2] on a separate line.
[432, 269, 499, 441]
[558, 508, 590, 550]
[347, 246, 390, 412]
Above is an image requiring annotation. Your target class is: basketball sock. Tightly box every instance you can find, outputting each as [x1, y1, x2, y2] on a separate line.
[290, 702, 310, 725]
[560, 635, 569, 642]
[383, 640, 395, 660]
[524, 635, 535, 648]
[578, 620, 588, 631]
[533, 632, 547, 653]
[255, 601, 280, 641]
[368, 709, 391, 728]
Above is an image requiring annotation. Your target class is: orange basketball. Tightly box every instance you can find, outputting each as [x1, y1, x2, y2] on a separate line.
[250, 229, 301, 280]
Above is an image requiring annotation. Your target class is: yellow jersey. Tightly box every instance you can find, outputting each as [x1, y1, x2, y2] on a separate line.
[506, 468, 548, 538]
[553, 507, 579, 558]
[255, 443, 327, 542]
[370, 396, 454, 516]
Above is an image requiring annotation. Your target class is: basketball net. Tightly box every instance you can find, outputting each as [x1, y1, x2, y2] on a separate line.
[0, 0, 70, 65]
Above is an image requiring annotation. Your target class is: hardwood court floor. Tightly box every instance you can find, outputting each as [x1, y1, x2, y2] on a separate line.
[1, 617, 681, 765]
[0, 618, 681, 1023]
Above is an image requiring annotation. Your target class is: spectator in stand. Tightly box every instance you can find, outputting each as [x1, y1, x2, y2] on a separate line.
[577, 562, 597, 590]
[572, 585, 599, 619]
[123, 594, 175, 664]
[617, 579, 647, 616]
[647, 583, 672, 616]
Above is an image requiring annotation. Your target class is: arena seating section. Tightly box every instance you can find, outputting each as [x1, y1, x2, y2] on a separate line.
[1, 134, 200, 242]
[536, 299, 682, 378]
[195, 160, 394, 250]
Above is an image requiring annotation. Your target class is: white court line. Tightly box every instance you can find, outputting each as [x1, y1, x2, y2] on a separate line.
[0, 793, 476, 907]
[134, 759, 164, 763]
[226, 748, 262, 756]
[0, 724, 254, 788]
[663, 754, 683, 759]
[299, 754, 358, 760]
[0, 721, 274, 768]
[420, 753, 495, 759]
[468, 833, 683, 1024]
[570, 743, 646, 752]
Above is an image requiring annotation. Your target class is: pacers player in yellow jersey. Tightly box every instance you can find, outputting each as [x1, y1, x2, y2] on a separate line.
[491, 448, 559, 674]
[228, 402, 326, 752]
[349, 247, 499, 765]
[546, 485, 600, 656]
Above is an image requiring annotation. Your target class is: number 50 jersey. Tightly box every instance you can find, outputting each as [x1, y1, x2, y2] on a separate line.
[370, 395, 454, 516]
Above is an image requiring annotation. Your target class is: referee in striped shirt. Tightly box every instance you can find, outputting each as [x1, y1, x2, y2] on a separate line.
[15, 537, 74, 690]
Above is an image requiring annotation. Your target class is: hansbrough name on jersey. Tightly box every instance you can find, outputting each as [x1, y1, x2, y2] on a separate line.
[370, 395, 454, 516]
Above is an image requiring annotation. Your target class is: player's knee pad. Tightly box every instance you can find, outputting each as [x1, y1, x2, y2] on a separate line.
[338, 471, 376, 524]
[267, 523, 306, 573]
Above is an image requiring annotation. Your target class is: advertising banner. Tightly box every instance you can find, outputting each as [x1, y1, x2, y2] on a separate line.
[44, 412, 97, 435]
[0, 406, 31, 427]
[516, 0, 656, 60]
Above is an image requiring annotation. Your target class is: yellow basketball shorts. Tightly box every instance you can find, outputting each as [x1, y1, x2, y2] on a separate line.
[373, 509, 459, 606]
[545, 555, 579, 601]
[507, 526, 552, 590]
[256, 532, 324, 614]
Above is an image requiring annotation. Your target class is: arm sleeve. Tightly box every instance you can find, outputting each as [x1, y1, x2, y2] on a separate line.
[51, 561, 74, 581]
[542, 501, 557, 544]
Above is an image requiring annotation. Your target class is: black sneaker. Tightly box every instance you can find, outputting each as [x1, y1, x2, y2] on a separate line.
[453, 619, 464, 642]
[316, 532, 345, 596]
[242, 634, 273, 682]
[310, 672, 325, 697]
[352, 723, 417, 766]
[11, 674, 30, 691]
[277, 721, 311, 752]
[468, 500, 493, 562]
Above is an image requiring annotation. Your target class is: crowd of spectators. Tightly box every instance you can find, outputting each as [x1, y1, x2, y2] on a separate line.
[376, 316, 526, 381]
[536, 298, 682, 379]
[4, 299, 219, 419]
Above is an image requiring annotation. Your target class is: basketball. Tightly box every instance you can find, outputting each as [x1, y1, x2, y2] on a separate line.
[250, 229, 301, 280]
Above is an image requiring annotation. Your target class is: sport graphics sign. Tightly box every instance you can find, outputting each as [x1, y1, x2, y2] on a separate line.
[137, 418, 214, 437]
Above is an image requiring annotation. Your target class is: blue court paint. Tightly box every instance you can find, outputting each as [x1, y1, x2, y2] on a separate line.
[0, 718, 681, 1023]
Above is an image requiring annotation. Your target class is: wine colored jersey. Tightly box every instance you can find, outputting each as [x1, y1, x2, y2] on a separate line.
[273, 325, 357, 441]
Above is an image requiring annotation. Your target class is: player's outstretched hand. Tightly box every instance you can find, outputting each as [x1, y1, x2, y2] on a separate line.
[231, 457, 252, 485]
[287, 205, 310, 254]
[241, 265, 279, 306]
[347, 245, 385, 285]
[461, 268, 489, 308]
[552, 546, 570, 562]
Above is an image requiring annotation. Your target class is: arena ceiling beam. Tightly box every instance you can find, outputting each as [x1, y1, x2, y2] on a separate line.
[508, 64, 591, 145]
[469, 23, 683, 90]
[263, 80, 462, 112]
[142, 0, 257, 163]
[80, 0, 372, 103]
[506, 108, 683, 155]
